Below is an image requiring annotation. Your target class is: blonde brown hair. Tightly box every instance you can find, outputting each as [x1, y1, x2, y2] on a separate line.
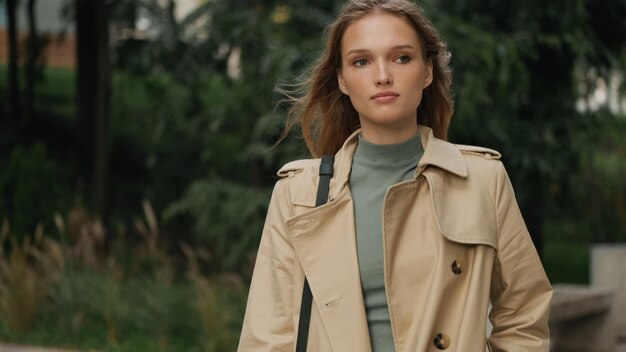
[281, 0, 453, 157]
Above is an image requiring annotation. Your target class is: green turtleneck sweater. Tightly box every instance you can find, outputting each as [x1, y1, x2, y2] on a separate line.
[349, 133, 423, 352]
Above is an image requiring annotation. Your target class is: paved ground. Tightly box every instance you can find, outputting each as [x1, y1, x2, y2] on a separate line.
[0, 344, 76, 352]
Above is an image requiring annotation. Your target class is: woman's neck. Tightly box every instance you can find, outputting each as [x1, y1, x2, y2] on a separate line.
[359, 123, 419, 145]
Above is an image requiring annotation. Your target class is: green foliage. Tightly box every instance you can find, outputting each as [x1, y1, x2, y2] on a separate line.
[109, 70, 205, 219]
[166, 178, 272, 272]
[0, 65, 75, 119]
[0, 144, 69, 238]
[430, 0, 585, 176]
[574, 116, 626, 242]
[543, 239, 590, 284]
[105, 1, 336, 274]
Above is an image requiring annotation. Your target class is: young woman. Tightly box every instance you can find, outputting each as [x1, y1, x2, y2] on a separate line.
[238, 1, 552, 351]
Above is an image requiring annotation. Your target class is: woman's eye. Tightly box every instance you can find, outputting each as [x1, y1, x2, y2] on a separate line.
[353, 59, 368, 67]
[396, 55, 411, 64]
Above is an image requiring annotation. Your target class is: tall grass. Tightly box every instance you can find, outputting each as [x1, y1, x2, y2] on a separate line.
[183, 243, 246, 352]
[0, 202, 246, 351]
[0, 220, 64, 332]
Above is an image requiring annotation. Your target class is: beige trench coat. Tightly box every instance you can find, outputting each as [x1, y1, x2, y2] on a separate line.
[238, 126, 552, 352]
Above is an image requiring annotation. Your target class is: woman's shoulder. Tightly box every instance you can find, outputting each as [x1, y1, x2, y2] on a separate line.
[276, 158, 319, 178]
[272, 158, 321, 208]
[454, 144, 501, 161]
[449, 143, 506, 184]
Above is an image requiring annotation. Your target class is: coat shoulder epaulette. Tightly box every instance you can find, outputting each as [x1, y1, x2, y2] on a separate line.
[456, 144, 502, 160]
[277, 158, 318, 178]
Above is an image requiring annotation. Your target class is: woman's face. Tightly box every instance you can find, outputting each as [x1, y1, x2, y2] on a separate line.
[337, 12, 433, 143]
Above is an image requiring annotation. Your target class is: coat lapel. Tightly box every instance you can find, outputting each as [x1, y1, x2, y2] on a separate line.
[287, 189, 371, 351]
[283, 125, 470, 351]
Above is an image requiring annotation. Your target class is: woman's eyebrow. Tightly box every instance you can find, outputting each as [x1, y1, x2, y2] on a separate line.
[346, 44, 416, 56]
[390, 44, 416, 51]
[345, 48, 370, 56]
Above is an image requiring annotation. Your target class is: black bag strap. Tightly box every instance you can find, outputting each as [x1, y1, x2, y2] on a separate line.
[295, 155, 334, 352]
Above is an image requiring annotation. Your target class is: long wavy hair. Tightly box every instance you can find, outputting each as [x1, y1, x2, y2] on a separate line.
[281, 0, 453, 157]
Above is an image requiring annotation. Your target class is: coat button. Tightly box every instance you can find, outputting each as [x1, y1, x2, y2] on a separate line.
[451, 260, 462, 275]
[433, 333, 451, 349]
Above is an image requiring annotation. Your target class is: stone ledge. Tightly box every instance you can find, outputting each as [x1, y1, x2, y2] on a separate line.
[550, 284, 614, 322]
[550, 284, 617, 352]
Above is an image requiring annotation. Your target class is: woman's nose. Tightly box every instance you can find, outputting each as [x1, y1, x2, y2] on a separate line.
[375, 63, 392, 86]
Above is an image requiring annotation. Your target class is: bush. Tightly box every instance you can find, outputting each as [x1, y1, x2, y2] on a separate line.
[0, 143, 69, 239]
[166, 178, 271, 273]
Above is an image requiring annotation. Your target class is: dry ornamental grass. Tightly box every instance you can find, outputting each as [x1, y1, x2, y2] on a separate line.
[0, 220, 64, 332]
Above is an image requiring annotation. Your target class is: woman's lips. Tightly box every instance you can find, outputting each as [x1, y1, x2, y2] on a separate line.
[371, 91, 399, 103]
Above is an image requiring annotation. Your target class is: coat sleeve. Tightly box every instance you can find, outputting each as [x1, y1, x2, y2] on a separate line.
[238, 180, 296, 352]
[488, 162, 552, 352]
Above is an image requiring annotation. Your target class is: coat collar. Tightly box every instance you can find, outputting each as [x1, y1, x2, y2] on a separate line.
[286, 126, 472, 351]
[415, 126, 468, 178]
[330, 125, 467, 199]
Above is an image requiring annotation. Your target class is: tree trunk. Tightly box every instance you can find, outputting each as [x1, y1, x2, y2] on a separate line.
[25, 0, 37, 121]
[166, 0, 177, 47]
[6, 0, 21, 122]
[168, 0, 176, 30]
[76, 0, 111, 219]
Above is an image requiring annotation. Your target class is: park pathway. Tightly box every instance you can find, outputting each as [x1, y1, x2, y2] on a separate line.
[0, 344, 76, 352]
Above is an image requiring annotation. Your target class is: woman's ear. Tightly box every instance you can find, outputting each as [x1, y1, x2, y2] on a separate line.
[423, 60, 434, 89]
[337, 69, 349, 95]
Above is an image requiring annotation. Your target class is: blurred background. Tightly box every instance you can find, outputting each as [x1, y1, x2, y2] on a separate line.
[0, 0, 625, 351]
